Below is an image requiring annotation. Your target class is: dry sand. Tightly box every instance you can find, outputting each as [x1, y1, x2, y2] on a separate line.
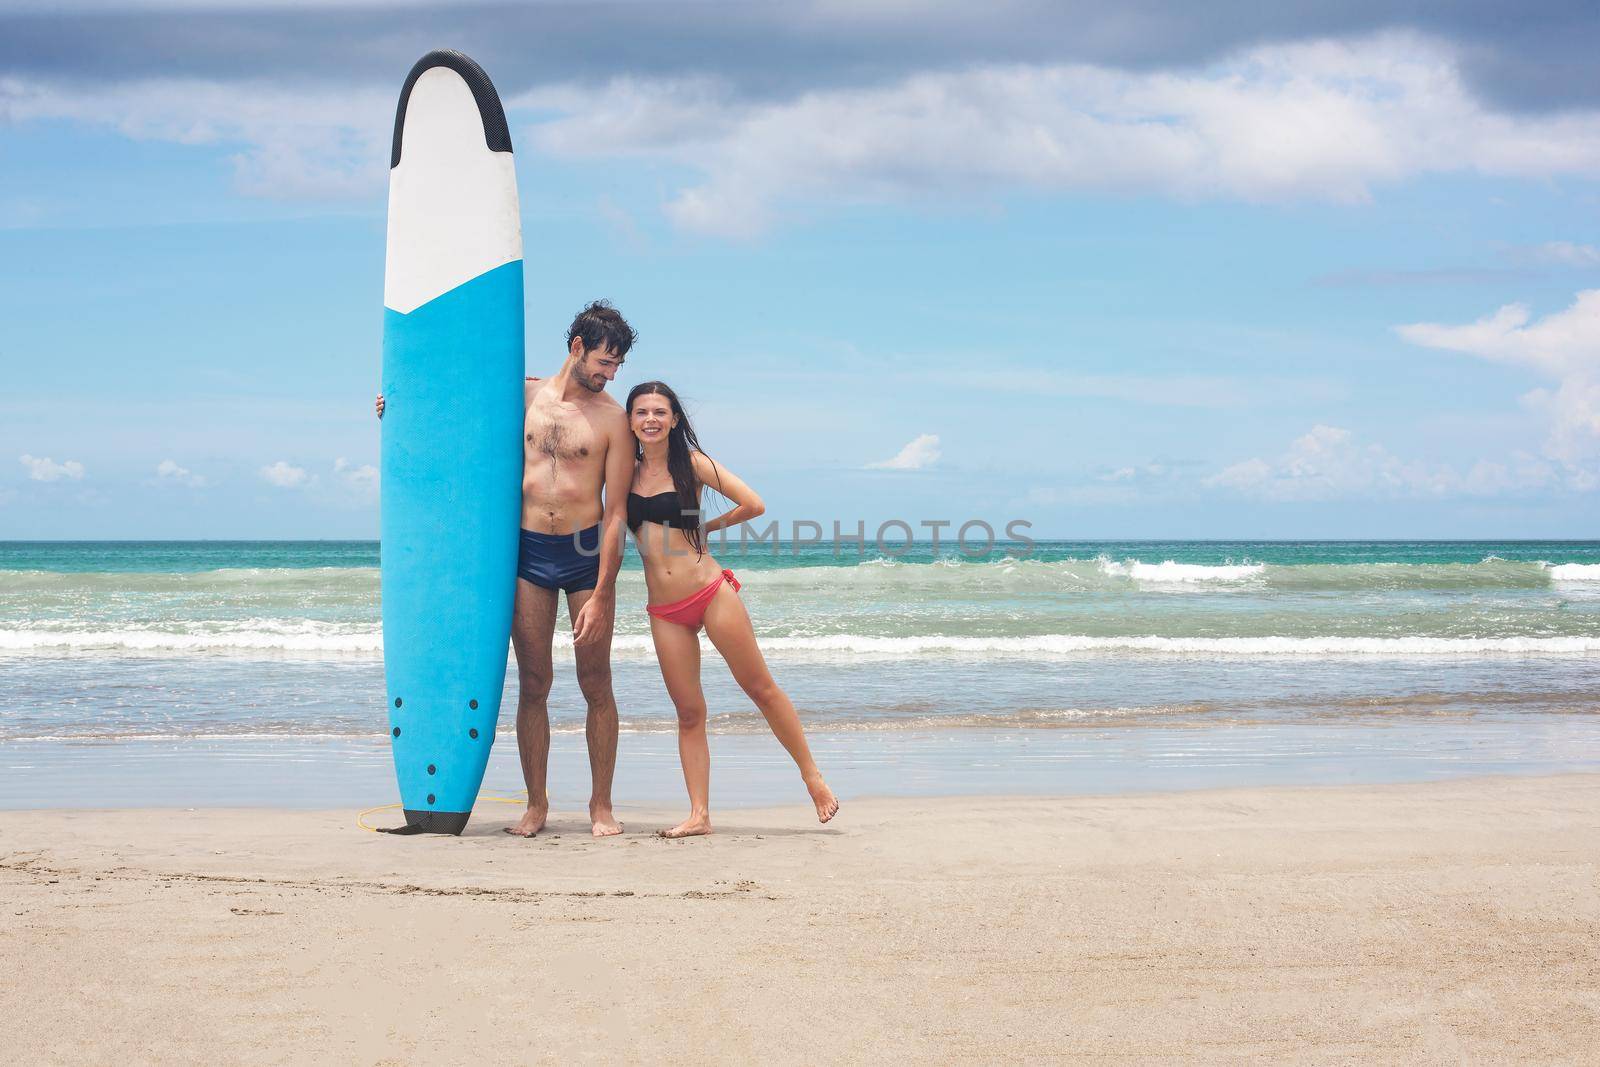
[2, 774, 1598, 1064]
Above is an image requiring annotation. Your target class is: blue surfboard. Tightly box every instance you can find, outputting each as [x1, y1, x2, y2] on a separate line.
[380, 50, 523, 835]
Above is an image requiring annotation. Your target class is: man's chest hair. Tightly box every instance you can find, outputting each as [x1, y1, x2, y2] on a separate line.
[527, 402, 599, 462]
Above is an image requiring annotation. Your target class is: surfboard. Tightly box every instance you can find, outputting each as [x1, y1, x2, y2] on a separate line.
[380, 50, 523, 835]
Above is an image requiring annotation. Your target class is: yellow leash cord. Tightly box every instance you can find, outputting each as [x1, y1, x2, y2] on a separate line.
[356, 789, 539, 833]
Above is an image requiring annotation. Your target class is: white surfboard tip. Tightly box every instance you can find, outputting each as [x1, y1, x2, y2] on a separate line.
[384, 50, 522, 315]
[391, 50, 512, 169]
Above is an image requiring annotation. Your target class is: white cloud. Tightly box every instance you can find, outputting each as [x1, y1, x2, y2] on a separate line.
[155, 459, 208, 488]
[334, 456, 378, 495]
[1203, 425, 1558, 501]
[6, 32, 1599, 232]
[1027, 484, 1139, 507]
[19, 454, 85, 482]
[521, 34, 1600, 235]
[867, 433, 941, 470]
[1098, 463, 1172, 483]
[7, 1, 433, 8]
[991, 373, 1269, 408]
[1519, 242, 1600, 269]
[260, 460, 310, 489]
[1026, 461, 1184, 505]
[0, 77, 391, 199]
[933, 367, 1345, 410]
[1397, 290, 1600, 479]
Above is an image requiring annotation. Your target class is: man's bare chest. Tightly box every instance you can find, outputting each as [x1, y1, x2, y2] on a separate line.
[525, 402, 600, 464]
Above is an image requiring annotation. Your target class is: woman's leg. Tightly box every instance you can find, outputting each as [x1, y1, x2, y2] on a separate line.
[649, 614, 713, 837]
[701, 584, 839, 823]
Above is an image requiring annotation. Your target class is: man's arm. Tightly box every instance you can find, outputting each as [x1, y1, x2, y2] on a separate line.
[572, 406, 634, 645]
[593, 408, 633, 594]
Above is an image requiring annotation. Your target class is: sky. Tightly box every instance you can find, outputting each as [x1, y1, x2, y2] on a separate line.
[3, 0, 1599, 540]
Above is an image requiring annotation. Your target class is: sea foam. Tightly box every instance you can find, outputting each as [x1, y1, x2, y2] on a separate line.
[1098, 558, 1265, 583]
[1549, 563, 1600, 581]
[7, 628, 1595, 659]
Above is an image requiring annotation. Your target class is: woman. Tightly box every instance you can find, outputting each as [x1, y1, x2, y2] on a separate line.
[625, 381, 839, 837]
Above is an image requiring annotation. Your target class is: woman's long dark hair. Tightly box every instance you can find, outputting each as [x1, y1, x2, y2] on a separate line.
[625, 381, 720, 557]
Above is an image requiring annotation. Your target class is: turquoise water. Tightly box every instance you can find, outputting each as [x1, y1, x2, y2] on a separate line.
[3, 540, 1599, 807]
[7, 538, 1600, 572]
[0, 541, 379, 573]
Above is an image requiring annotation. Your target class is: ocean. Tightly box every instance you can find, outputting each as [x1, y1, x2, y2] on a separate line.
[5, 539, 1600, 810]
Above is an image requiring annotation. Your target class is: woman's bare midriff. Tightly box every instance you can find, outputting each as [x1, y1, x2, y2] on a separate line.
[634, 522, 726, 605]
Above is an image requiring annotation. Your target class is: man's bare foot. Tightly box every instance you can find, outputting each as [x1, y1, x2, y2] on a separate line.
[659, 813, 712, 839]
[804, 773, 840, 824]
[504, 804, 547, 838]
[590, 803, 623, 838]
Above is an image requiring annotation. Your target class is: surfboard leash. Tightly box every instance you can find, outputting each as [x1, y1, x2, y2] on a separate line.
[355, 789, 542, 833]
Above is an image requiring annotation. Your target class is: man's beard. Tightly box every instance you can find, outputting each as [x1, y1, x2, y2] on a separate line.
[577, 373, 606, 393]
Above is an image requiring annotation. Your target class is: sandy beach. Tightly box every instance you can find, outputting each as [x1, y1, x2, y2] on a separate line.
[3, 774, 1598, 1064]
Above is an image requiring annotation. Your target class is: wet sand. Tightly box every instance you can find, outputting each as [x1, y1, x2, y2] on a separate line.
[3, 774, 1598, 1063]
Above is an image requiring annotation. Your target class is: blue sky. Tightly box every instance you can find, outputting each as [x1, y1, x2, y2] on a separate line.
[3, 2, 1599, 539]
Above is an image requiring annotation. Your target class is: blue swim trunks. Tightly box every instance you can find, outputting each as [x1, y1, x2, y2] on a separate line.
[517, 525, 601, 594]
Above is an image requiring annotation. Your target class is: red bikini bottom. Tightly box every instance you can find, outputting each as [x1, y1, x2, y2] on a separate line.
[647, 570, 740, 629]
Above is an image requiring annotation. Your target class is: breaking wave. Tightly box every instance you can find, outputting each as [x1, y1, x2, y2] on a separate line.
[5, 627, 1599, 659]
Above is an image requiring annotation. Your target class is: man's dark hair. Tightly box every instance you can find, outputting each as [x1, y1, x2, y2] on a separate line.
[567, 300, 637, 358]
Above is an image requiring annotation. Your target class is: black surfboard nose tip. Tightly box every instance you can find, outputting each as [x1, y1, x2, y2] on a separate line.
[391, 48, 513, 168]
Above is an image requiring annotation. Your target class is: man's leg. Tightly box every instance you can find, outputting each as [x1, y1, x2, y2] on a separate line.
[507, 577, 559, 836]
[566, 585, 621, 837]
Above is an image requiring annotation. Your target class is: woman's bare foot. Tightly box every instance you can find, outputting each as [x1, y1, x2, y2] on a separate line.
[659, 813, 712, 839]
[590, 802, 623, 838]
[504, 803, 547, 838]
[804, 773, 839, 823]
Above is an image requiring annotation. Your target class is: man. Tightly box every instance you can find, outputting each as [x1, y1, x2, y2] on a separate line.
[379, 301, 636, 837]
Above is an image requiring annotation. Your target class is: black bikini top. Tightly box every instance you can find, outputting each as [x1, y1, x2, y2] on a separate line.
[627, 490, 700, 532]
